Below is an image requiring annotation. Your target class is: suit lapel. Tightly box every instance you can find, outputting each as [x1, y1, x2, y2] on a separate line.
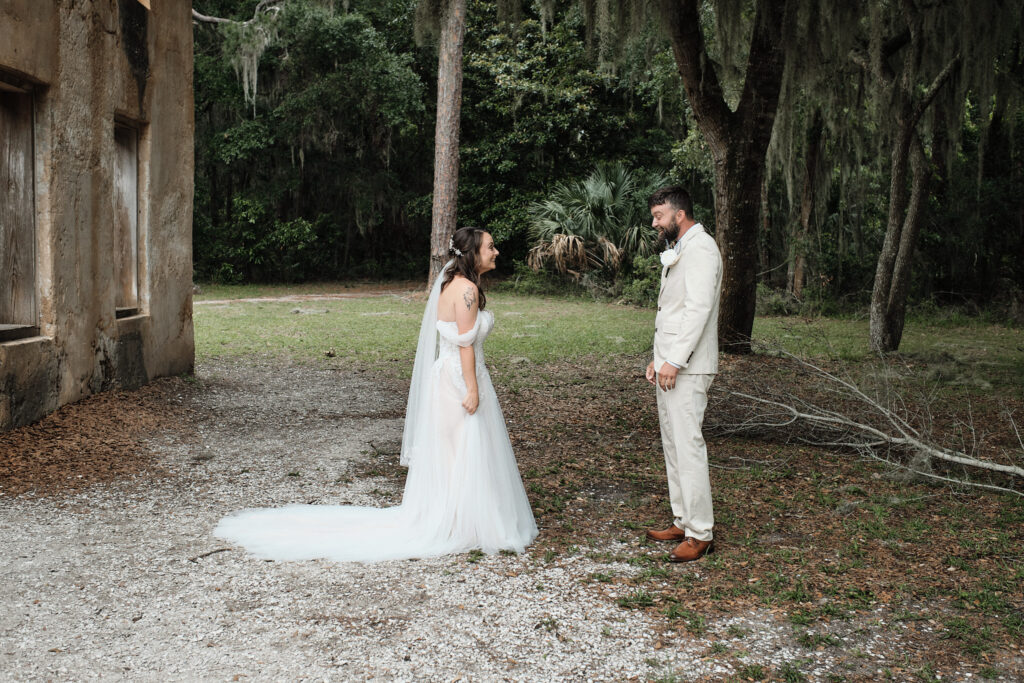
[659, 224, 705, 303]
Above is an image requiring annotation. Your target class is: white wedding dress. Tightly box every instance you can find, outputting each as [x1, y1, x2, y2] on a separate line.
[214, 265, 538, 562]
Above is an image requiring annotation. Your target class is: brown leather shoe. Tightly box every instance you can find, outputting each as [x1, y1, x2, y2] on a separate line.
[645, 525, 688, 542]
[669, 537, 714, 562]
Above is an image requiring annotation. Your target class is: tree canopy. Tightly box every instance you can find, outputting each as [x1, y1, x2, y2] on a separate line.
[191, 0, 1024, 337]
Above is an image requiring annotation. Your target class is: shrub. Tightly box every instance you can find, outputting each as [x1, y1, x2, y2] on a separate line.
[526, 163, 667, 279]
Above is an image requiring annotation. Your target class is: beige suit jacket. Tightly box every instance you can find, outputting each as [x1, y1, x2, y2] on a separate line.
[653, 224, 722, 375]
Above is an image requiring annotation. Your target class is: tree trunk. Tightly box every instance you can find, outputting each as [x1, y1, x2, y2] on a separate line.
[870, 134, 930, 352]
[786, 225, 802, 296]
[887, 138, 930, 337]
[869, 104, 914, 353]
[712, 139, 770, 352]
[926, 95, 949, 301]
[661, 0, 792, 353]
[790, 109, 823, 299]
[427, 0, 467, 290]
[759, 178, 771, 285]
[866, 43, 958, 352]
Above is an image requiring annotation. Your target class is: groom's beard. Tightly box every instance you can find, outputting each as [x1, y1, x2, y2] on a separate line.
[659, 220, 681, 248]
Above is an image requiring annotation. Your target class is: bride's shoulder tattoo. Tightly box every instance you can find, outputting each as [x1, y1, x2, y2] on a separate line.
[462, 286, 477, 310]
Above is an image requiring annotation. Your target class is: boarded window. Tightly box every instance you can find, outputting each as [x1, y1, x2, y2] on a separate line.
[113, 124, 139, 317]
[0, 86, 36, 341]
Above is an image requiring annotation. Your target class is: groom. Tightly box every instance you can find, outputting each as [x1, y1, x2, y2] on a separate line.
[644, 186, 722, 562]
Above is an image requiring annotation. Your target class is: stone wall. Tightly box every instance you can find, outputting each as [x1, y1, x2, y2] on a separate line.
[0, 0, 194, 430]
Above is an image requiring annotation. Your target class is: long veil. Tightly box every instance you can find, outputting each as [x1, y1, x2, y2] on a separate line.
[400, 260, 452, 466]
[213, 256, 537, 562]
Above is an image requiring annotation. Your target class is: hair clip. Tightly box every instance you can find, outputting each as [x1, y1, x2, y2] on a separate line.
[449, 237, 462, 256]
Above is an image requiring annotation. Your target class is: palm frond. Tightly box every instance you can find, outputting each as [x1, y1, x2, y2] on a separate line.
[526, 162, 668, 275]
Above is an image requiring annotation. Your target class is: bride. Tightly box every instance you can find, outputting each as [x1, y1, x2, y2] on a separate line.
[214, 227, 538, 562]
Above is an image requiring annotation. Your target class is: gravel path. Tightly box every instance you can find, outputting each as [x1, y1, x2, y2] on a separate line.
[0, 360, 991, 681]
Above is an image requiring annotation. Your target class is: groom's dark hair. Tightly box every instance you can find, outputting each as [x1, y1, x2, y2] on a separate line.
[648, 185, 694, 218]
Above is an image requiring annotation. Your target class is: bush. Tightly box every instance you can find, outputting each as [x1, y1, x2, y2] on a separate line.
[618, 254, 661, 307]
[756, 283, 800, 316]
[526, 163, 666, 278]
[496, 261, 588, 297]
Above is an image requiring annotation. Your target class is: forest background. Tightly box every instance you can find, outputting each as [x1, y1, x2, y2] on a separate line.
[191, 0, 1024, 327]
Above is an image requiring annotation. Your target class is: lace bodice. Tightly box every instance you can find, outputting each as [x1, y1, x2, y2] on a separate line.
[436, 309, 494, 364]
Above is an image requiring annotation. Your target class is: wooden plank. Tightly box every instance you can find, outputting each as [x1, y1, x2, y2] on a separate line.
[0, 90, 35, 326]
[114, 125, 139, 309]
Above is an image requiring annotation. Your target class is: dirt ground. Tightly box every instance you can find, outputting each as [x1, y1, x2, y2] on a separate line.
[1, 355, 1021, 681]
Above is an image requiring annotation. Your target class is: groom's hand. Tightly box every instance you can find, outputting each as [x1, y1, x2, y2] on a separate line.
[645, 361, 656, 385]
[657, 362, 678, 391]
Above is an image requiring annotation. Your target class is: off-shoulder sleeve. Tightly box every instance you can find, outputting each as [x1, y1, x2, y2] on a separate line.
[438, 313, 481, 347]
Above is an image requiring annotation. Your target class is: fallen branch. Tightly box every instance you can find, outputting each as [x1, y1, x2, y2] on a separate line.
[709, 347, 1024, 496]
[855, 443, 1023, 497]
[730, 390, 1024, 479]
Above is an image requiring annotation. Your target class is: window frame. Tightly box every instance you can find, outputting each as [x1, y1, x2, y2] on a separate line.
[0, 77, 39, 342]
[113, 117, 141, 319]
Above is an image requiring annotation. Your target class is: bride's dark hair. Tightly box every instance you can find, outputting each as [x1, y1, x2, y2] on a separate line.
[440, 226, 488, 310]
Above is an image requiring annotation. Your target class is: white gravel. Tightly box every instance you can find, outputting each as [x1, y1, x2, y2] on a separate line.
[1, 359, 1016, 681]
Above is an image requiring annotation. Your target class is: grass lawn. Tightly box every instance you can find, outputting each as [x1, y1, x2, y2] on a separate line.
[194, 280, 422, 301]
[195, 290, 658, 370]
[193, 285, 1024, 682]
[196, 283, 1023, 389]
[754, 315, 1024, 395]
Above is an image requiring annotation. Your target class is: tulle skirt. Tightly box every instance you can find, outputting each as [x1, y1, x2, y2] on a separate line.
[213, 358, 538, 562]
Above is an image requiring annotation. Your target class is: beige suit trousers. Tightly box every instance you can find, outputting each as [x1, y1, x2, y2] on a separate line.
[656, 372, 715, 542]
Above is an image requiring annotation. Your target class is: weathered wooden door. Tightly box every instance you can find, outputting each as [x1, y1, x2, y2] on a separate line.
[113, 124, 139, 315]
[0, 87, 36, 339]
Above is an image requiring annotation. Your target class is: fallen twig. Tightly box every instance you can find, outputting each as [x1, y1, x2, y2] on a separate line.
[189, 548, 232, 562]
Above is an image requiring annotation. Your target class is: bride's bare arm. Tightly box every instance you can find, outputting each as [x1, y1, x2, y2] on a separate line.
[455, 280, 480, 414]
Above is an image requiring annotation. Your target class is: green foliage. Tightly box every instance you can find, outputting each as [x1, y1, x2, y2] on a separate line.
[777, 661, 808, 683]
[193, 0, 428, 282]
[669, 125, 715, 211]
[201, 196, 324, 282]
[756, 283, 800, 317]
[498, 260, 589, 297]
[457, 2, 678, 262]
[616, 588, 655, 608]
[190, 0, 1024, 320]
[618, 253, 661, 306]
[735, 663, 767, 681]
[526, 162, 666, 277]
[194, 0, 680, 283]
